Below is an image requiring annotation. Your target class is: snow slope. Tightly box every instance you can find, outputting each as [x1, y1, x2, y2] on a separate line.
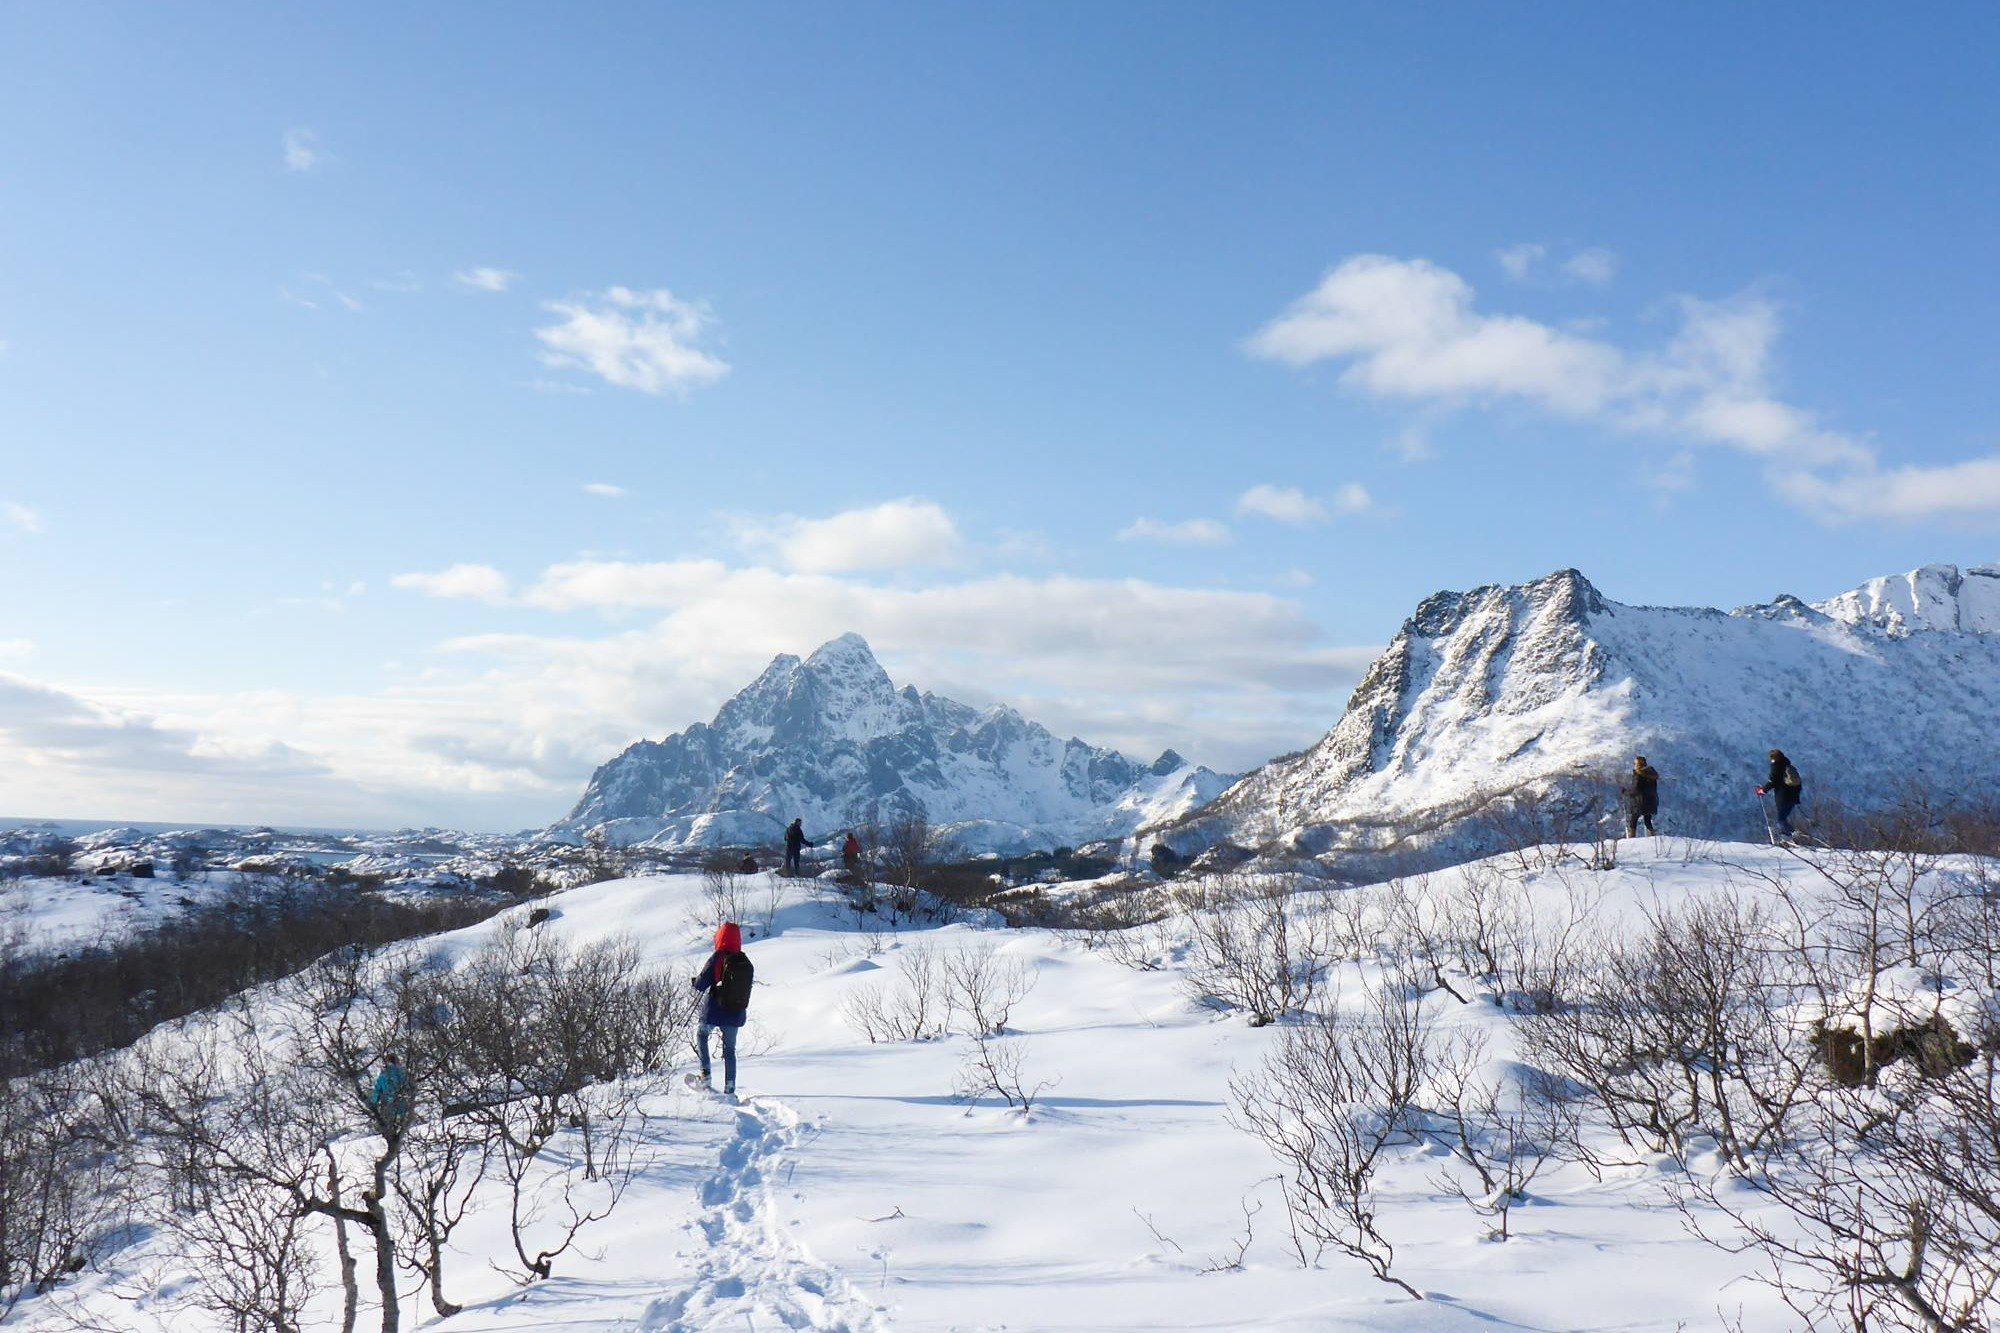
[556, 634, 1229, 855]
[29, 844, 1902, 1332]
[1159, 563, 2000, 865]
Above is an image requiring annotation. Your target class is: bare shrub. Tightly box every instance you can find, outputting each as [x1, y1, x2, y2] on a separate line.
[1424, 1031, 1577, 1240]
[0, 1060, 124, 1316]
[700, 865, 754, 935]
[944, 944, 1037, 1037]
[1176, 873, 1327, 1025]
[954, 1033, 1053, 1112]
[881, 811, 935, 890]
[841, 943, 949, 1043]
[1231, 977, 1438, 1299]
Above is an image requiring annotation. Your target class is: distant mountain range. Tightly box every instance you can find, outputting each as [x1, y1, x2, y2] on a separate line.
[1151, 563, 2000, 866]
[555, 633, 1229, 855]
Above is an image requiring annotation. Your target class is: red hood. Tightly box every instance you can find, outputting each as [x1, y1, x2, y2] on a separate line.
[715, 922, 742, 953]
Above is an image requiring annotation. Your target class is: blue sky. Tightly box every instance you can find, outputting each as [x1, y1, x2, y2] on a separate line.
[2, 3, 1996, 829]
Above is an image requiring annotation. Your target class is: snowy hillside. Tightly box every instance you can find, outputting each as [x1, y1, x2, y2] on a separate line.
[1158, 563, 2000, 864]
[25, 840, 1997, 1331]
[557, 633, 1228, 854]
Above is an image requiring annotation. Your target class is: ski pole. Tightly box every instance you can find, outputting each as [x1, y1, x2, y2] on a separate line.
[1754, 789, 1776, 844]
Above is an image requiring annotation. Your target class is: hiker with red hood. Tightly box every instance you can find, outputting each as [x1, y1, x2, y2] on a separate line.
[691, 921, 754, 1094]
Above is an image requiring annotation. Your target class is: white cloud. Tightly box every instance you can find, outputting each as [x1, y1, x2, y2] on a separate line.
[4, 502, 43, 535]
[390, 564, 512, 605]
[1563, 247, 1619, 286]
[0, 639, 33, 661]
[370, 272, 424, 294]
[1118, 517, 1232, 546]
[1497, 243, 1546, 281]
[1236, 484, 1329, 525]
[1247, 253, 2000, 521]
[535, 287, 729, 396]
[733, 499, 963, 574]
[581, 482, 627, 499]
[455, 267, 517, 293]
[282, 128, 321, 172]
[1331, 482, 1374, 515]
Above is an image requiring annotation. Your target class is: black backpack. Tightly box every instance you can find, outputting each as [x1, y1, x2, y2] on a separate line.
[716, 951, 754, 1012]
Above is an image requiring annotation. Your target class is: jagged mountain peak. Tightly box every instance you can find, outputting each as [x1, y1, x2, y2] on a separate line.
[1162, 561, 2000, 868]
[558, 637, 1229, 854]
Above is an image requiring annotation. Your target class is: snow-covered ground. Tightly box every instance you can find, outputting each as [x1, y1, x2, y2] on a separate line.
[28, 840, 1983, 1332]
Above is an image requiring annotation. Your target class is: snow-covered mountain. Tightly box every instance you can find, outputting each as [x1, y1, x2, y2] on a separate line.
[556, 633, 1228, 854]
[1157, 563, 2000, 862]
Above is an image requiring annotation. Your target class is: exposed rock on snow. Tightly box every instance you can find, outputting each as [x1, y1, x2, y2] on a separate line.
[557, 633, 1228, 855]
[1156, 563, 2000, 864]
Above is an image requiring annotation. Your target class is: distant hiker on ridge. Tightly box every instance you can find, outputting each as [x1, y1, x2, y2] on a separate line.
[1757, 748, 1804, 838]
[691, 921, 754, 1095]
[783, 819, 816, 875]
[842, 829, 861, 873]
[1626, 755, 1660, 837]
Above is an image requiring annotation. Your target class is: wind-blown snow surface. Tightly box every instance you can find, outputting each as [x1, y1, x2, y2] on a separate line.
[1162, 563, 2000, 862]
[34, 845, 1881, 1332]
[557, 633, 1228, 855]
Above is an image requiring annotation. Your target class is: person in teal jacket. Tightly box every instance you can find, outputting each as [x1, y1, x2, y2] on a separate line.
[368, 1052, 412, 1125]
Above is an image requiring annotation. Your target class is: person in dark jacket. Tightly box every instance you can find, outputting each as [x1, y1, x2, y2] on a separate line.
[783, 819, 816, 875]
[691, 921, 751, 1093]
[368, 1052, 411, 1125]
[1757, 748, 1804, 835]
[1626, 756, 1660, 837]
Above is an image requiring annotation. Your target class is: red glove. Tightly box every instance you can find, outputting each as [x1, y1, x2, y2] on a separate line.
[1754, 786, 1766, 796]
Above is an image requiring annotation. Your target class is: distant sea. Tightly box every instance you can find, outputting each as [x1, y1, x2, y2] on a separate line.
[0, 816, 395, 838]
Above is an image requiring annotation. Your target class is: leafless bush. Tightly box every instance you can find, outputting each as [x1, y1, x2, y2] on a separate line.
[1057, 890, 1171, 970]
[1517, 891, 1804, 1171]
[1176, 873, 1328, 1025]
[841, 943, 949, 1042]
[944, 944, 1037, 1036]
[1378, 874, 1474, 1004]
[1231, 977, 1438, 1299]
[1423, 1030, 1577, 1240]
[881, 811, 935, 890]
[0, 1060, 124, 1316]
[954, 1033, 1053, 1112]
[701, 866, 754, 935]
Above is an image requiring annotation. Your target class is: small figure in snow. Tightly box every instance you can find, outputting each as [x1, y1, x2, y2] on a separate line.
[1626, 756, 1660, 837]
[841, 830, 862, 873]
[737, 854, 758, 875]
[691, 921, 754, 1094]
[368, 1052, 412, 1126]
[1757, 748, 1804, 837]
[783, 819, 816, 875]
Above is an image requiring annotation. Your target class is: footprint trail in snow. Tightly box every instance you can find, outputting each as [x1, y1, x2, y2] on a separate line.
[642, 1098, 886, 1332]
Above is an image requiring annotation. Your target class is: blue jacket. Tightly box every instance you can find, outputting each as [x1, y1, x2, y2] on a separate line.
[693, 949, 750, 1028]
[369, 1063, 411, 1120]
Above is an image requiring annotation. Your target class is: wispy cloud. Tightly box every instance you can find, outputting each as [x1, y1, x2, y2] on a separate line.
[535, 286, 729, 396]
[370, 272, 424, 294]
[280, 273, 363, 313]
[582, 482, 627, 499]
[282, 128, 322, 173]
[1117, 517, 1232, 546]
[1236, 484, 1328, 525]
[1497, 243, 1546, 281]
[3, 502, 44, 535]
[454, 267, 517, 293]
[1248, 254, 2000, 521]
[1562, 247, 1618, 286]
[733, 499, 963, 574]
[391, 563, 512, 605]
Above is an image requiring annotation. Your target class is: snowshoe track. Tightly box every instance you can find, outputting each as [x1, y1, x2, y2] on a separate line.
[642, 1098, 885, 1332]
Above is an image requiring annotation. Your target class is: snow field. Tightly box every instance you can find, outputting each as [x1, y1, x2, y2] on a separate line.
[32, 841, 1966, 1331]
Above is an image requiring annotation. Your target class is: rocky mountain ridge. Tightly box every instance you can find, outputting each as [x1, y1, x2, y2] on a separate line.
[557, 633, 1228, 855]
[1152, 562, 2000, 867]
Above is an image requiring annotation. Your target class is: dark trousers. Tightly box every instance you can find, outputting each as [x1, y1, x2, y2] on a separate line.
[697, 1023, 738, 1090]
[1627, 807, 1656, 836]
[784, 845, 803, 873]
[1774, 789, 1801, 832]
